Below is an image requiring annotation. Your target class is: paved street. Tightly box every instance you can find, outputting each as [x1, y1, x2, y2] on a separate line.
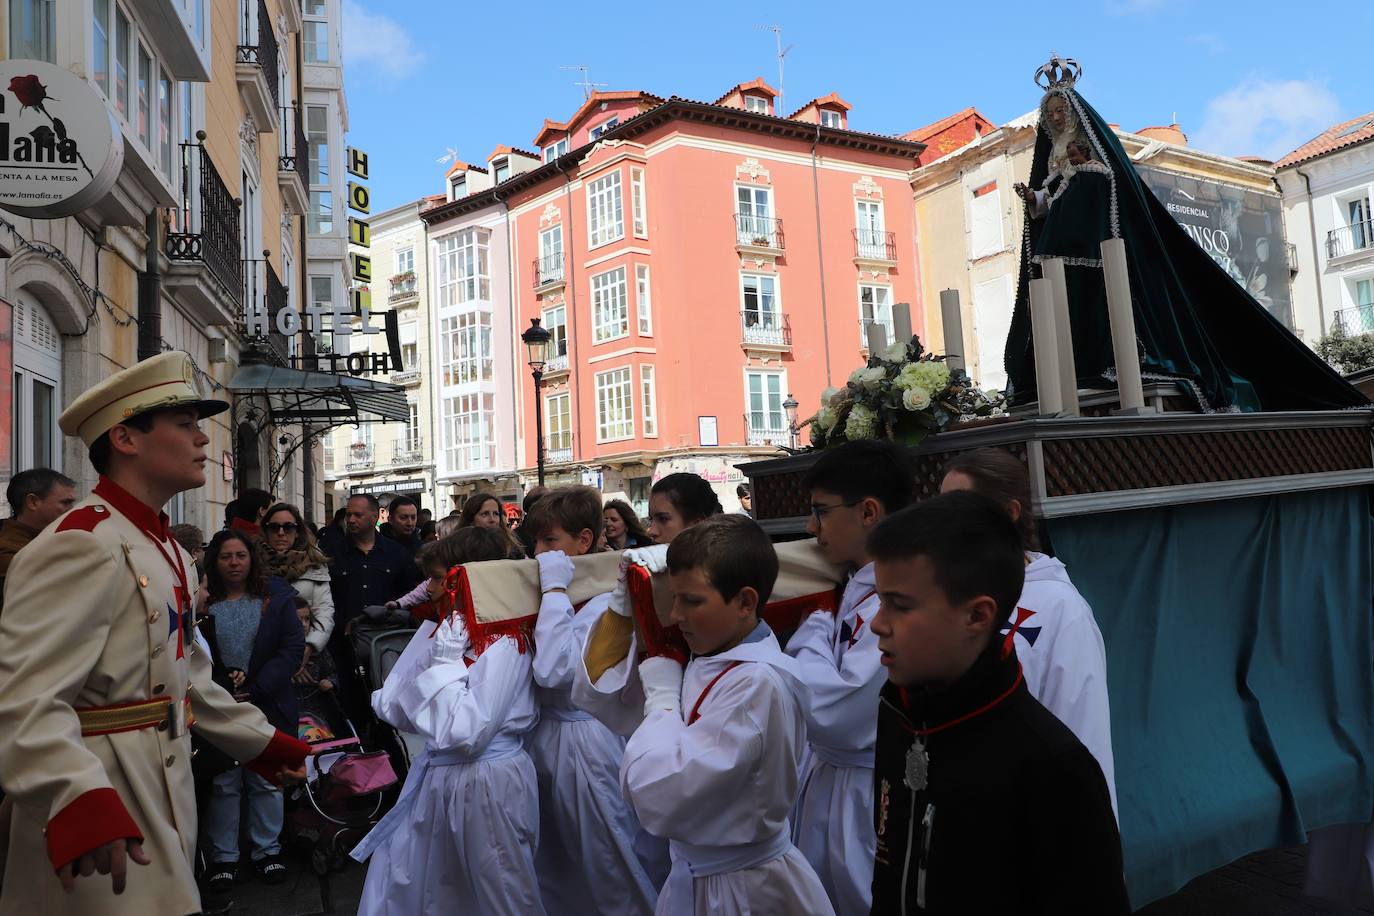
[206, 844, 1374, 915]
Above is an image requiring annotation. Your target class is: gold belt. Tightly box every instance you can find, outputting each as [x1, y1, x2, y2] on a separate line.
[75, 696, 194, 737]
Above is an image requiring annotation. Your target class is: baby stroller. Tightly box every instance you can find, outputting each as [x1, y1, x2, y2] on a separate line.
[350, 612, 428, 772]
[288, 688, 399, 875]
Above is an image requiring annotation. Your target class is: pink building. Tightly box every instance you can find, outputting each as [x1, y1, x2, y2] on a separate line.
[423, 82, 925, 513]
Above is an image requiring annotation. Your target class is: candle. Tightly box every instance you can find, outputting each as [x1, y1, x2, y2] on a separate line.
[893, 302, 913, 347]
[1029, 277, 1063, 415]
[865, 319, 889, 354]
[1040, 258, 1079, 416]
[938, 290, 966, 374]
[1100, 238, 1145, 411]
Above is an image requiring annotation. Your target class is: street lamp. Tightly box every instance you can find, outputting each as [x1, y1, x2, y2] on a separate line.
[783, 392, 800, 449]
[521, 318, 553, 486]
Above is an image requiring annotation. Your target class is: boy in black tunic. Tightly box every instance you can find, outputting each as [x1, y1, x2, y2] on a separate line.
[867, 491, 1129, 914]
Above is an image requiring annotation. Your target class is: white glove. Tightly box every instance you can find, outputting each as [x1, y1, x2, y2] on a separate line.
[624, 544, 669, 575]
[431, 616, 470, 666]
[639, 656, 684, 717]
[536, 550, 575, 593]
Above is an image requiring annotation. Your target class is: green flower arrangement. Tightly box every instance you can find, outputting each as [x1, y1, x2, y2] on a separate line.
[805, 337, 1005, 450]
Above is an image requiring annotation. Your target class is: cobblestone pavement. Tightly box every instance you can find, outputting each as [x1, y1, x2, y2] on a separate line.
[208, 844, 1374, 915]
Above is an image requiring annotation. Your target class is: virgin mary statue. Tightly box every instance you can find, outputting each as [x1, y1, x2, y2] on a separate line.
[1003, 55, 1365, 412]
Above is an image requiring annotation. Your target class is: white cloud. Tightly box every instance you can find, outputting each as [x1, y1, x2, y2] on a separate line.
[1193, 78, 1340, 160]
[342, 2, 425, 81]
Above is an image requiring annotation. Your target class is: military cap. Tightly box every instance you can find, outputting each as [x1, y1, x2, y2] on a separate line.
[58, 351, 230, 447]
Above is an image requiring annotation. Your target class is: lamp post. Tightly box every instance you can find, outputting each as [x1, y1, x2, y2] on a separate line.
[521, 318, 553, 486]
[783, 393, 800, 449]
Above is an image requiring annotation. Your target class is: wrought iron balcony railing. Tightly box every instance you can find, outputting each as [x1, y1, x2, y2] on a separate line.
[534, 253, 565, 288]
[389, 272, 418, 300]
[859, 316, 895, 348]
[393, 439, 424, 465]
[1327, 219, 1374, 260]
[854, 228, 897, 261]
[544, 352, 569, 374]
[735, 213, 785, 250]
[1334, 305, 1374, 335]
[278, 103, 307, 174]
[167, 141, 243, 307]
[346, 444, 374, 471]
[546, 434, 573, 465]
[746, 424, 791, 447]
[741, 309, 791, 348]
[237, 0, 280, 112]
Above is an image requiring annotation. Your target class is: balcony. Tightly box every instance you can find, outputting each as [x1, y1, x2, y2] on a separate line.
[346, 444, 375, 473]
[235, 0, 280, 132]
[853, 228, 898, 268]
[1334, 305, 1374, 335]
[735, 214, 785, 259]
[165, 141, 243, 326]
[543, 352, 569, 379]
[391, 368, 422, 386]
[741, 309, 791, 355]
[746, 424, 792, 448]
[859, 317, 896, 349]
[546, 435, 574, 465]
[393, 440, 425, 467]
[533, 254, 566, 293]
[389, 272, 419, 305]
[277, 104, 308, 214]
[1327, 220, 1374, 262]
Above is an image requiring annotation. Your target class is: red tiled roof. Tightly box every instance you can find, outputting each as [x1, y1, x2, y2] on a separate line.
[445, 158, 474, 177]
[713, 77, 779, 105]
[787, 92, 853, 119]
[486, 144, 540, 163]
[1276, 111, 1374, 169]
[532, 91, 664, 147]
[902, 107, 982, 142]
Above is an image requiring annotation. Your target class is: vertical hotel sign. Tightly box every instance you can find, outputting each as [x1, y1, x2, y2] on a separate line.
[343, 146, 403, 371]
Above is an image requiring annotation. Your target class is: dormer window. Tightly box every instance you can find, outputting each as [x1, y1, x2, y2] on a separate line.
[590, 117, 620, 141]
[450, 175, 466, 201]
[493, 159, 510, 183]
[820, 109, 844, 129]
[544, 137, 569, 163]
[744, 95, 769, 114]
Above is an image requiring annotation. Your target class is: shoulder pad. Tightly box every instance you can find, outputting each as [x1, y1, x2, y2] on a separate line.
[56, 505, 112, 534]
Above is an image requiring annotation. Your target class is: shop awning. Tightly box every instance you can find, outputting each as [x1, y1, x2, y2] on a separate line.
[226, 362, 410, 424]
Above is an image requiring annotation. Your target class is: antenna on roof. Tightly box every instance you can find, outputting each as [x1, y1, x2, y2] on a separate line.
[754, 24, 793, 116]
[560, 65, 607, 101]
[436, 147, 458, 167]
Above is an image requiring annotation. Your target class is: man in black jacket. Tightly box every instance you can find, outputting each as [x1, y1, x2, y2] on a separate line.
[867, 491, 1128, 915]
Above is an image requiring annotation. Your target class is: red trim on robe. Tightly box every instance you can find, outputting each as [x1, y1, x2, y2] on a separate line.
[440, 565, 535, 656]
[627, 565, 689, 665]
[761, 587, 842, 632]
[245, 729, 311, 785]
[45, 787, 143, 870]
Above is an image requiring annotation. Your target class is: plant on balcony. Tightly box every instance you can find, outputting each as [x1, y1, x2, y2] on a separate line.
[805, 336, 1004, 450]
[1316, 323, 1374, 375]
[391, 271, 416, 285]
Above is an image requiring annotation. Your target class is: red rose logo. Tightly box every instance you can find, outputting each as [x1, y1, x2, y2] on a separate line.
[8, 74, 52, 116]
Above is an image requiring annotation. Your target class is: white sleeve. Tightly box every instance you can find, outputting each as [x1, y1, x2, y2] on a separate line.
[532, 591, 575, 690]
[572, 630, 646, 738]
[1030, 188, 1049, 218]
[307, 574, 336, 652]
[787, 604, 885, 750]
[1038, 610, 1117, 817]
[620, 672, 763, 844]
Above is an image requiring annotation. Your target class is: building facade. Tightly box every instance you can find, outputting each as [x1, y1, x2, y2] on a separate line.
[421, 83, 926, 514]
[1276, 113, 1374, 345]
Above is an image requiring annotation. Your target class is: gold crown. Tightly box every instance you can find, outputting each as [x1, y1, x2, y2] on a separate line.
[1035, 52, 1082, 92]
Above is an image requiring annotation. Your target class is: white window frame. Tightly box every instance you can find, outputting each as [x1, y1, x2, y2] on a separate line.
[859, 283, 894, 345]
[591, 266, 629, 343]
[302, 3, 329, 63]
[434, 229, 490, 306]
[91, 2, 178, 177]
[442, 393, 495, 472]
[595, 366, 634, 443]
[493, 158, 510, 183]
[449, 174, 465, 201]
[640, 364, 658, 438]
[439, 311, 493, 387]
[543, 137, 569, 163]
[631, 167, 647, 237]
[636, 264, 653, 336]
[735, 184, 774, 245]
[855, 199, 888, 259]
[547, 392, 572, 452]
[590, 117, 620, 141]
[399, 318, 418, 371]
[820, 109, 844, 129]
[744, 368, 788, 442]
[744, 94, 769, 114]
[542, 304, 568, 359]
[587, 171, 625, 249]
[402, 400, 421, 451]
[741, 272, 781, 331]
[11, 290, 61, 474]
[395, 246, 414, 275]
[10, 0, 55, 63]
[538, 224, 564, 283]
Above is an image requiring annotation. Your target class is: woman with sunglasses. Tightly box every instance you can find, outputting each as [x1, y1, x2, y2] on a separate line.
[260, 503, 335, 681]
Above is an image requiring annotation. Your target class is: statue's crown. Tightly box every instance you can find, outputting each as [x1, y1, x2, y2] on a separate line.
[1035, 52, 1081, 91]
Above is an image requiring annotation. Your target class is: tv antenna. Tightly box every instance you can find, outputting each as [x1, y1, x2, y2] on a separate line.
[561, 65, 607, 100]
[436, 147, 458, 167]
[754, 24, 793, 115]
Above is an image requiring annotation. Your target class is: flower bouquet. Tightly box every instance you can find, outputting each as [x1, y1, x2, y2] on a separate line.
[806, 337, 1005, 450]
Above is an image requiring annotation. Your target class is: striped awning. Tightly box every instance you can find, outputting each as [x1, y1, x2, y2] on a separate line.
[226, 362, 410, 424]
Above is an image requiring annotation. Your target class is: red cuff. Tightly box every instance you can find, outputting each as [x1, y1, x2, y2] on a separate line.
[246, 729, 311, 785]
[46, 788, 142, 871]
[763, 589, 840, 632]
[628, 566, 689, 666]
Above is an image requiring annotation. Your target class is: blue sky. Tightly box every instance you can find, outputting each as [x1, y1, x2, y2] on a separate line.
[343, 0, 1374, 214]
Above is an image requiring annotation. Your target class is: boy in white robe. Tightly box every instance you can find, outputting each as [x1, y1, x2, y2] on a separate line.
[351, 527, 544, 916]
[940, 447, 1117, 814]
[785, 439, 915, 915]
[619, 515, 835, 916]
[528, 486, 660, 915]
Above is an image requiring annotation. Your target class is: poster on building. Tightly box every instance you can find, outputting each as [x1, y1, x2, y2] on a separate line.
[1136, 165, 1293, 329]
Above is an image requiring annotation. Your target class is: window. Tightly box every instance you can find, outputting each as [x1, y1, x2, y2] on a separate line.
[442, 393, 495, 471]
[399, 320, 418, 370]
[590, 117, 619, 141]
[304, 0, 326, 12]
[746, 370, 786, 439]
[306, 105, 329, 185]
[543, 304, 568, 359]
[631, 168, 647, 237]
[543, 137, 569, 163]
[395, 247, 414, 275]
[323, 434, 334, 471]
[596, 367, 634, 442]
[309, 275, 333, 345]
[820, 109, 844, 129]
[435, 230, 491, 305]
[636, 264, 652, 336]
[9, 0, 54, 62]
[969, 180, 1004, 259]
[11, 291, 60, 473]
[303, 21, 329, 62]
[640, 365, 658, 438]
[591, 267, 629, 342]
[450, 175, 465, 200]
[736, 185, 774, 245]
[855, 199, 888, 259]
[136, 42, 151, 147]
[744, 95, 770, 114]
[587, 171, 624, 247]
[1349, 197, 1371, 251]
[92, 0, 110, 94]
[403, 402, 421, 450]
[158, 71, 173, 175]
[860, 284, 893, 344]
[114, 6, 130, 117]
[439, 312, 493, 386]
[309, 190, 333, 234]
[539, 225, 564, 283]
[493, 159, 510, 183]
[547, 392, 572, 452]
[742, 273, 780, 331]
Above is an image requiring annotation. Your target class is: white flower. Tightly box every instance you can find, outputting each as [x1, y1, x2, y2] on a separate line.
[820, 387, 841, 408]
[844, 403, 877, 439]
[883, 341, 909, 362]
[902, 387, 932, 411]
[856, 366, 887, 391]
[816, 406, 838, 431]
[847, 368, 867, 387]
[895, 361, 950, 395]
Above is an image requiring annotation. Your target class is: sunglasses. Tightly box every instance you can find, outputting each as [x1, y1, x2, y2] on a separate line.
[264, 522, 299, 534]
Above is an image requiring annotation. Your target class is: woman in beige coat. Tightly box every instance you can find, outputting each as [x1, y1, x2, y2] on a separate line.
[260, 503, 334, 675]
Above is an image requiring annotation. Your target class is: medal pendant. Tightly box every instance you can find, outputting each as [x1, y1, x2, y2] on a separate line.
[904, 740, 929, 792]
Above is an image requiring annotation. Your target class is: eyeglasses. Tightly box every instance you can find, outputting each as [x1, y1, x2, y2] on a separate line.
[810, 499, 862, 524]
[264, 522, 299, 534]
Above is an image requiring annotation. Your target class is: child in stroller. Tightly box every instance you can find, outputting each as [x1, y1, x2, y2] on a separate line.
[294, 598, 344, 743]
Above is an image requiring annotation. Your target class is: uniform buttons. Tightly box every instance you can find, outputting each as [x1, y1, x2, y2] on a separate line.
[151, 645, 163, 658]
[148, 611, 160, 623]
[138, 575, 150, 588]
[164, 755, 176, 768]
[153, 683, 166, 694]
